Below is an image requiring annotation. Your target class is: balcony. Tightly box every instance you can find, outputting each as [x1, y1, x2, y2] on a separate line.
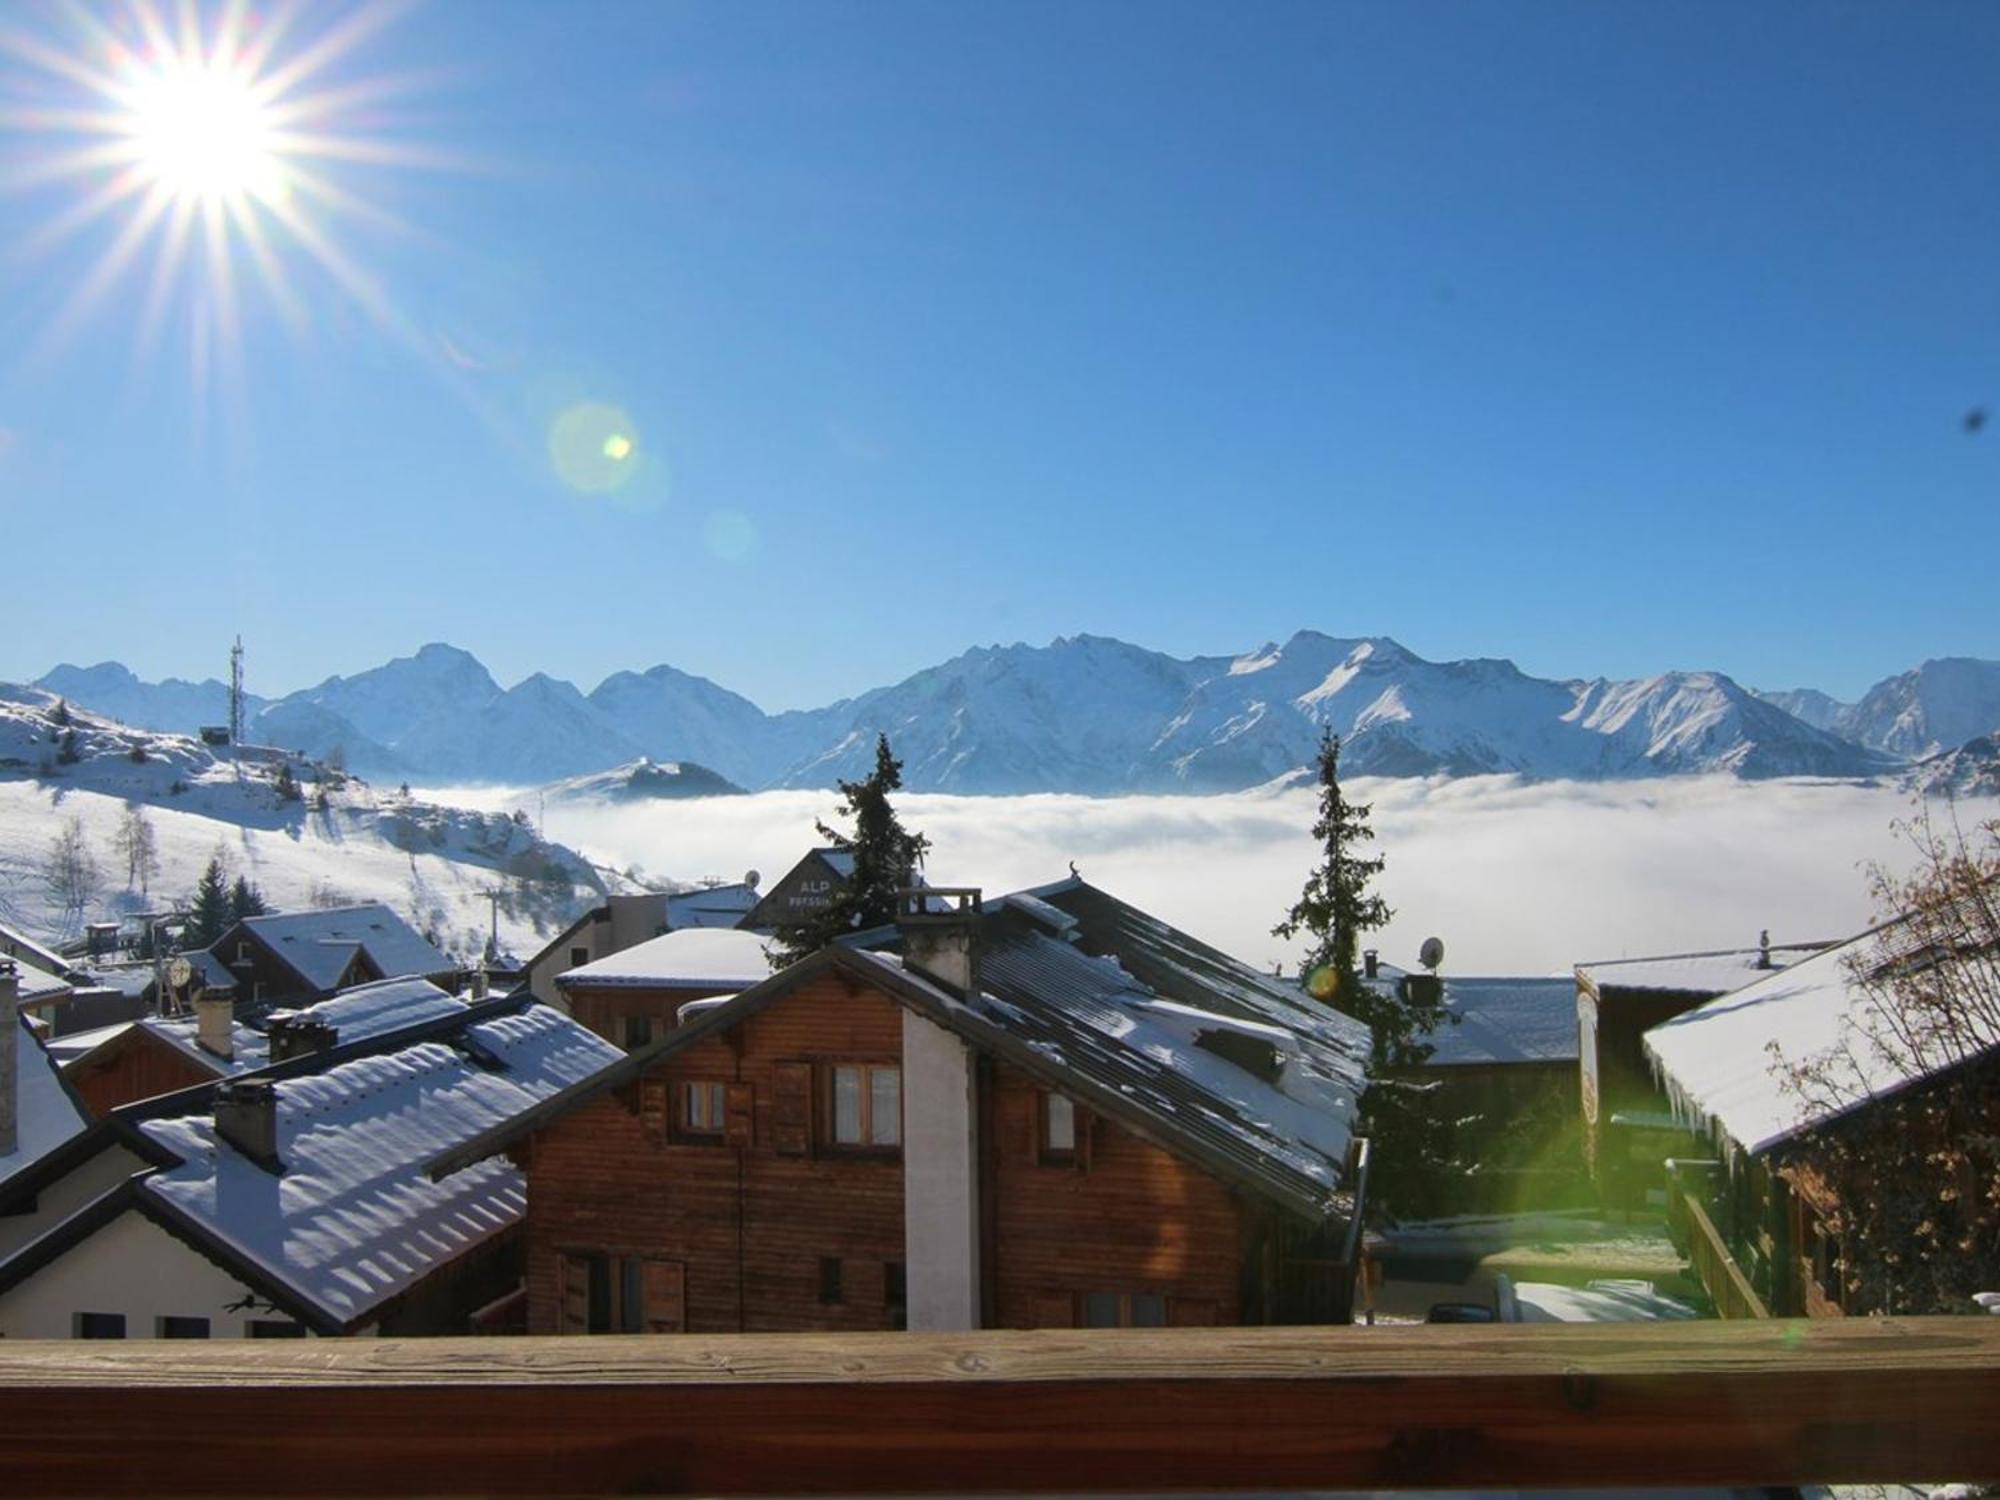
[1, 1319, 1995, 1494]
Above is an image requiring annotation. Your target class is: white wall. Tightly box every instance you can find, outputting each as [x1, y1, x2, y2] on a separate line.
[0, 1143, 149, 1262]
[900, 1010, 980, 1331]
[0, 1206, 311, 1339]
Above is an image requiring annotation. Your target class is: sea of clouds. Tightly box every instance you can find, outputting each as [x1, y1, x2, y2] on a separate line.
[433, 776, 1990, 977]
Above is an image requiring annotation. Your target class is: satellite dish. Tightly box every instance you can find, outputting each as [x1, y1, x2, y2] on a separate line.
[168, 957, 194, 991]
[1418, 936, 1445, 973]
[744, 869, 761, 891]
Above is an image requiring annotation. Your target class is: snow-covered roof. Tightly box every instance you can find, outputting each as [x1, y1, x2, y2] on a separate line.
[139, 976, 469, 1078]
[1576, 944, 1825, 998]
[138, 1005, 621, 1328]
[235, 904, 454, 992]
[43, 1020, 135, 1067]
[558, 927, 773, 990]
[2, 1016, 90, 1190]
[10, 956, 72, 1006]
[1425, 977, 1580, 1067]
[665, 883, 760, 929]
[1639, 925, 1973, 1156]
[0, 923, 70, 981]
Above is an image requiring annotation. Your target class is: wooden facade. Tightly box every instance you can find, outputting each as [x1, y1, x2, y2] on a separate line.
[64, 1028, 217, 1118]
[561, 980, 742, 1053]
[517, 962, 1332, 1337]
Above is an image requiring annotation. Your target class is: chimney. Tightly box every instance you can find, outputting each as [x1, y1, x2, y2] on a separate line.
[1, 961, 19, 1158]
[195, 989, 234, 1061]
[213, 1079, 280, 1168]
[1757, 929, 1772, 970]
[1363, 949, 1380, 980]
[266, 1013, 338, 1064]
[896, 888, 982, 997]
[468, 968, 489, 1001]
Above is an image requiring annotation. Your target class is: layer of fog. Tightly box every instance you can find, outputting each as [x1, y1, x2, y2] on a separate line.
[434, 776, 1983, 976]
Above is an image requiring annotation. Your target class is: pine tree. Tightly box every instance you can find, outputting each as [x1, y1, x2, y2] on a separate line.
[1274, 730, 1456, 1217]
[230, 874, 269, 922]
[770, 734, 930, 967]
[273, 763, 302, 802]
[184, 855, 235, 949]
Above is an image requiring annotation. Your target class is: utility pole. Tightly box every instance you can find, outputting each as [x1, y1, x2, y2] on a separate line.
[478, 886, 503, 962]
[229, 635, 246, 781]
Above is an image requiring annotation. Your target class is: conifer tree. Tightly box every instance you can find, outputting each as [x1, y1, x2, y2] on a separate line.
[229, 874, 269, 922]
[770, 734, 929, 967]
[183, 855, 235, 949]
[1275, 730, 1456, 1216]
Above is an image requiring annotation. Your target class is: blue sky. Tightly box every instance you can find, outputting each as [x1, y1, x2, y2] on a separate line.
[0, 0, 1994, 710]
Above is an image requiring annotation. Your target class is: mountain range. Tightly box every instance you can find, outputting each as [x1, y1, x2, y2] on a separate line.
[31, 636, 2000, 796]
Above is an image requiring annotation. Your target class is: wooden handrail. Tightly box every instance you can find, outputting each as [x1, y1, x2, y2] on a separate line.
[1680, 1186, 1772, 1320]
[1, 1319, 1996, 1494]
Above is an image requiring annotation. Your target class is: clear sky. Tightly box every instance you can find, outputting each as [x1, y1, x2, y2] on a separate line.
[0, 0, 1994, 710]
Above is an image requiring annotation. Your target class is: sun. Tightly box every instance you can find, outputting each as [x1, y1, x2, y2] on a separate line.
[0, 0, 444, 383]
[121, 52, 287, 207]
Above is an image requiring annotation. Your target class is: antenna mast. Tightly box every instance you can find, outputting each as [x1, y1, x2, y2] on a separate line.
[229, 636, 246, 747]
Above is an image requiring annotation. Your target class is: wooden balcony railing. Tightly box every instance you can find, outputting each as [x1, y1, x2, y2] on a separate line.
[4, 1320, 1998, 1495]
[1676, 1185, 1772, 1320]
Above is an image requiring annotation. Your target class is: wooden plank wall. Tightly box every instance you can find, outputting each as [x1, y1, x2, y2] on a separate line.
[1, 1319, 1996, 1494]
[522, 975, 906, 1334]
[67, 1033, 215, 1117]
[988, 1061, 1243, 1327]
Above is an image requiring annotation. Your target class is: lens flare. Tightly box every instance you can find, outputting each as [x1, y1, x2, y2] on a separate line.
[549, 402, 640, 494]
[1306, 964, 1339, 1001]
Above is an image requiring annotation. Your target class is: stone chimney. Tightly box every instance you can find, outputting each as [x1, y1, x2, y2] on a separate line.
[195, 989, 234, 1061]
[1, 961, 19, 1158]
[213, 1079, 280, 1168]
[896, 888, 982, 997]
[266, 1013, 337, 1064]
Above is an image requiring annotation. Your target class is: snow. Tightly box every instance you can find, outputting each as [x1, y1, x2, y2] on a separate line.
[2, 1016, 89, 1189]
[1501, 1276, 1698, 1323]
[559, 927, 772, 989]
[237, 904, 453, 991]
[139, 976, 468, 1077]
[138, 1005, 621, 1326]
[1641, 926, 1970, 1154]
[1579, 946, 1820, 997]
[9, 955, 71, 1005]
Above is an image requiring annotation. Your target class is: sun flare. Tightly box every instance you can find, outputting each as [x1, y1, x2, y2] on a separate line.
[0, 0, 442, 388]
[122, 53, 287, 207]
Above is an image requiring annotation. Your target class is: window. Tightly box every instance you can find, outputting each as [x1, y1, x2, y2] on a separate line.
[1081, 1292, 1167, 1328]
[884, 1261, 907, 1330]
[681, 1081, 727, 1136]
[247, 1319, 306, 1338]
[827, 1063, 900, 1149]
[559, 1251, 685, 1334]
[157, 1316, 210, 1339]
[621, 1015, 654, 1050]
[75, 1312, 125, 1339]
[1041, 1091, 1076, 1164]
[569, 946, 589, 967]
[819, 1256, 844, 1305]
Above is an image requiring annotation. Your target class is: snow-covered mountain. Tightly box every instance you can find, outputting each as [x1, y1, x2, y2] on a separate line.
[544, 757, 746, 803]
[1831, 658, 2000, 760]
[37, 634, 1990, 795]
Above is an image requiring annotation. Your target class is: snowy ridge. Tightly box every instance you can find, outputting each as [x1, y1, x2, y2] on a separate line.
[35, 633, 1991, 795]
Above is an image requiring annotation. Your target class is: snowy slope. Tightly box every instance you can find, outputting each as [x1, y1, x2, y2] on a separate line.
[1751, 686, 1850, 735]
[0, 685, 618, 961]
[588, 664, 795, 785]
[1833, 658, 2000, 759]
[544, 757, 746, 802]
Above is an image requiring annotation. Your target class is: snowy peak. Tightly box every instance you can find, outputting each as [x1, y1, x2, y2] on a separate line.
[35, 661, 257, 736]
[1837, 657, 2000, 759]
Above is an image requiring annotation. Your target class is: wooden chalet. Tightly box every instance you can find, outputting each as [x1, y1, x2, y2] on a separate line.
[1574, 936, 1829, 1210]
[0, 992, 621, 1339]
[197, 902, 457, 1011]
[519, 885, 761, 1013]
[59, 974, 474, 1117]
[431, 879, 1373, 1337]
[737, 847, 855, 933]
[1646, 914, 2000, 1320]
[555, 927, 772, 1050]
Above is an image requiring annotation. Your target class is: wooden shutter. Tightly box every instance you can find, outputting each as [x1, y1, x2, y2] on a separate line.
[771, 1063, 812, 1156]
[639, 1080, 668, 1146]
[642, 1259, 686, 1334]
[724, 1083, 755, 1149]
[1168, 1298, 1218, 1327]
[558, 1253, 591, 1334]
[1030, 1292, 1076, 1329]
